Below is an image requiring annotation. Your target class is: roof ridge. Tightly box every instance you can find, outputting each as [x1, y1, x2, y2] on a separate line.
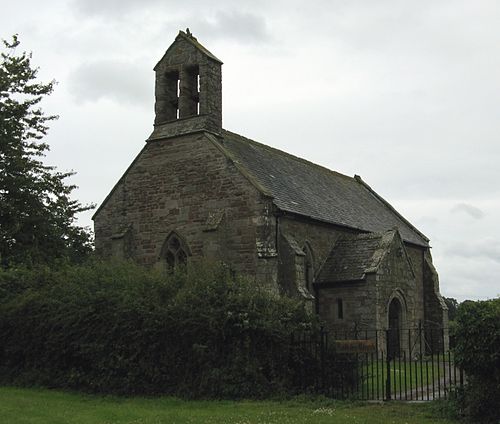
[222, 129, 354, 182]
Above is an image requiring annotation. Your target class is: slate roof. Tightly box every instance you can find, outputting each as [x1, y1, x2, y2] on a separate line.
[315, 232, 387, 283]
[218, 130, 429, 247]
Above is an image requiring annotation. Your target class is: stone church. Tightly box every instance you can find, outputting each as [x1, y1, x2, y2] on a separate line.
[93, 30, 448, 335]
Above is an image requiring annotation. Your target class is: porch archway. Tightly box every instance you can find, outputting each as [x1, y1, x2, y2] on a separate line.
[387, 296, 405, 358]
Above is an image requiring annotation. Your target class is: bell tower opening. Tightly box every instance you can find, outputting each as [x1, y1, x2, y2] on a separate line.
[158, 70, 179, 122]
[151, 29, 223, 137]
[179, 65, 199, 118]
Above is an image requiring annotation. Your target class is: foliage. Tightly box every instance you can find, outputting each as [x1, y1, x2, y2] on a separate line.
[427, 388, 465, 422]
[452, 297, 500, 423]
[444, 297, 459, 349]
[443, 297, 458, 322]
[0, 260, 324, 398]
[0, 35, 93, 267]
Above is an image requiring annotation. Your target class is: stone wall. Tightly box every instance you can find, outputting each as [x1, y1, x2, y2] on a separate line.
[317, 281, 377, 333]
[405, 245, 426, 325]
[94, 132, 278, 291]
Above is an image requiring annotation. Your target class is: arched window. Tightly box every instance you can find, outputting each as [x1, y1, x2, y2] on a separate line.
[303, 243, 314, 293]
[161, 231, 190, 271]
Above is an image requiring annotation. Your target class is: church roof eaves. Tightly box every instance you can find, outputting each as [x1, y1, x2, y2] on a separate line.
[218, 129, 429, 247]
[353, 175, 429, 244]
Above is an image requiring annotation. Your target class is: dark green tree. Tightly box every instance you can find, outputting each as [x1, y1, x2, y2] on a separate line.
[443, 297, 458, 321]
[0, 35, 93, 266]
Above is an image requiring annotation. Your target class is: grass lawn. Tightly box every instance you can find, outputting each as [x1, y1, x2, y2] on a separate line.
[0, 386, 459, 424]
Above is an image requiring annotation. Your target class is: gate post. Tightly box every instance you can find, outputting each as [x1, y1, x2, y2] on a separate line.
[320, 326, 325, 392]
[385, 329, 392, 400]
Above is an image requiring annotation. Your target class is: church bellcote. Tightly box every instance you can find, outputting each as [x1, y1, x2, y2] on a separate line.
[149, 29, 223, 140]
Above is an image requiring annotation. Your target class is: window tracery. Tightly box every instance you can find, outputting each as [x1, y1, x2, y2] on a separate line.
[161, 232, 189, 270]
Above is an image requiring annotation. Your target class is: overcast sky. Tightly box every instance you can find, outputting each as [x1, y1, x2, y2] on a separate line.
[2, 0, 499, 301]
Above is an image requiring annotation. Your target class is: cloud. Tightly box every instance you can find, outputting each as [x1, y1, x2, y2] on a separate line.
[72, 0, 165, 17]
[436, 250, 500, 301]
[444, 238, 500, 263]
[451, 203, 485, 219]
[189, 10, 271, 44]
[72, 0, 270, 44]
[68, 60, 151, 106]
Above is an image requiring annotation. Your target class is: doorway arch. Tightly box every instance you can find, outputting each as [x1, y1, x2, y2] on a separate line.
[387, 296, 405, 358]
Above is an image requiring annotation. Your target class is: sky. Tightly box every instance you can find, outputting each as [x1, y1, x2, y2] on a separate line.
[1, 0, 499, 301]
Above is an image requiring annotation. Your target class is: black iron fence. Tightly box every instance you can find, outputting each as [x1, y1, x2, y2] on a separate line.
[289, 326, 463, 401]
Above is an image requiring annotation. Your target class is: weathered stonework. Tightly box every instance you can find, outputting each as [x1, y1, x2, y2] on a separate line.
[93, 30, 448, 335]
[95, 133, 273, 284]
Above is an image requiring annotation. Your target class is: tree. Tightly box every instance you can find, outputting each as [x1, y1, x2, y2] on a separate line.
[443, 297, 458, 321]
[0, 35, 93, 267]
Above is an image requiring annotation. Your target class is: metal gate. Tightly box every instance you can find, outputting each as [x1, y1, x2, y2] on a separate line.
[290, 325, 464, 401]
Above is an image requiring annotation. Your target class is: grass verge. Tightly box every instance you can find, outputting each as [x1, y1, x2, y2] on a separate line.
[0, 386, 460, 424]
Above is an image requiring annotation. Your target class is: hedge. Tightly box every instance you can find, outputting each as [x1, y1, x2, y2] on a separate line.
[0, 260, 322, 398]
[453, 297, 500, 423]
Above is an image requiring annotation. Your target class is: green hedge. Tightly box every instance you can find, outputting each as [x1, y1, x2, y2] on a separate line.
[453, 297, 500, 423]
[0, 260, 320, 397]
